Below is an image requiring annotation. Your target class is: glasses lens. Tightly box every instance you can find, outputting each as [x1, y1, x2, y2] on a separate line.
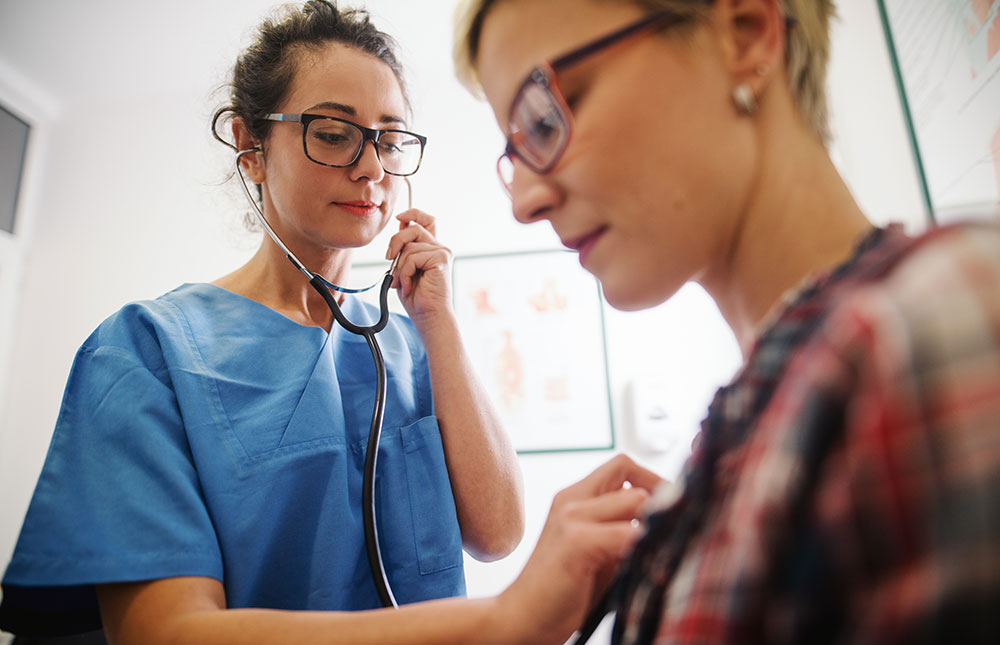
[510, 76, 569, 171]
[305, 118, 363, 166]
[376, 130, 424, 176]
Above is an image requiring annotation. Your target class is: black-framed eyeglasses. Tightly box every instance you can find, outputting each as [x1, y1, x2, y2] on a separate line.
[264, 113, 428, 177]
[497, 11, 687, 195]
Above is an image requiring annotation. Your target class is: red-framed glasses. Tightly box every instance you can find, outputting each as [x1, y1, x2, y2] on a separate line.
[497, 11, 686, 195]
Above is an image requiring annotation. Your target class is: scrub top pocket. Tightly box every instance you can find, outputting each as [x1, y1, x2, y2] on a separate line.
[400, 416, 464, 575]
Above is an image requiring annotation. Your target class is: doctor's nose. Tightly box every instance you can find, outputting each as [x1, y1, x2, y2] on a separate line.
[350, 140, 386, 183]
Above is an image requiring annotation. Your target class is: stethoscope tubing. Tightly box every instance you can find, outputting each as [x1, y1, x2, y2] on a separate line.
[308, 272, 396, 608]
[360, 328, 397, 607]
[236, 148, 399, 608]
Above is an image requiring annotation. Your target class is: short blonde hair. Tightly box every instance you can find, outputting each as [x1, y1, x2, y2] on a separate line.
[453, 0, 836, 142]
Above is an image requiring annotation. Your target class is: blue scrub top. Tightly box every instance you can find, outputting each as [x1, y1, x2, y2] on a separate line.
[1, 284, 466, 636]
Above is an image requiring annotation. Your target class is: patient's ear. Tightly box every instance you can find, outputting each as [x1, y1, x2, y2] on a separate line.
[232, 117, 266, 184]
[712, 0, 784, 98]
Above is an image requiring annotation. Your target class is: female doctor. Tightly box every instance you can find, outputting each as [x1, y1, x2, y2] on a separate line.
[0, 1, 528, 640]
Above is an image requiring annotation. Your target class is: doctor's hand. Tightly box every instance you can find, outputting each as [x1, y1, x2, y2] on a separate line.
[385, 209, 454, 330]
[494, 454, 662, 644]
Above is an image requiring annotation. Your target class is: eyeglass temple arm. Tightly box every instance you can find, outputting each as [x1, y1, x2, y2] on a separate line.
[551, 11, 677, 71]
[553, 9, 798, 72]
[264, 113, 301, 122]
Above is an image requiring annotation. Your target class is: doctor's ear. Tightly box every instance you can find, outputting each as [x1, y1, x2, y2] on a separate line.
[232, 117, 266, 183]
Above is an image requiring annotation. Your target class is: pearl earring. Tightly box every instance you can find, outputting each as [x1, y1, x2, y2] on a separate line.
[732, 83, 757, 114]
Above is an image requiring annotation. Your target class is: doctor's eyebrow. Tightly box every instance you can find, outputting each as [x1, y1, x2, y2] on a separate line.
[306, 101, 407, 127]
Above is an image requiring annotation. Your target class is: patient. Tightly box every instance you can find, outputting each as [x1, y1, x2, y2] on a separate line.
[453, 0, 1000, 641]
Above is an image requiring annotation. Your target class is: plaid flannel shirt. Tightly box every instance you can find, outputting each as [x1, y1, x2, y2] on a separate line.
[614, 222, 1000, 644]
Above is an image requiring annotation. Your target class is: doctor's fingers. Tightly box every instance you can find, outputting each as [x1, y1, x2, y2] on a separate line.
[392, 242, 452, 279]
[574, 521, 646, 568]
[553, 486, 651, 528]
[385, 221, 441, 262]
[396, 208, 437, 235]
[541, 516, 644, 592]
[563, 454, 663, 502]
[392, 247, 452, 297]
[542, 489, 649, 573]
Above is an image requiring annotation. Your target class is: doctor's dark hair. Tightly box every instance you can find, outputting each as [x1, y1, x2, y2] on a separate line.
[211, 0, 409, 153]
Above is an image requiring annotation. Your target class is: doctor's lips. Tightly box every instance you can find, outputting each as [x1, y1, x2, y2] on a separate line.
[334, 200, 381, 217]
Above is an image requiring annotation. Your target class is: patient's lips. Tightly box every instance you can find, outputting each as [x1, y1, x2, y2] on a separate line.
[562, 226, 608, 265]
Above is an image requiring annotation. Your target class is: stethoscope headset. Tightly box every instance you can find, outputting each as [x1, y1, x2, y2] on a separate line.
[235, 146, 405, 608]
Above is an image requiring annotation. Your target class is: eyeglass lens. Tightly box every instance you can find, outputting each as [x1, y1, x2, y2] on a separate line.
[305, 118, 423, 175]
[498, 70, 571, 193]
[510, 75, 571, 172]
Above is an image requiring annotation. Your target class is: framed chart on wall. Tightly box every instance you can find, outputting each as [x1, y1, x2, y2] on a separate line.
[878, 0, 1000, 222]
[452, 250, 614, 454]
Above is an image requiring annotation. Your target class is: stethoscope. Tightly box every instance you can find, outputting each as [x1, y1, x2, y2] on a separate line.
[236, 147, 402, 608]
[235, 148, 617, 638]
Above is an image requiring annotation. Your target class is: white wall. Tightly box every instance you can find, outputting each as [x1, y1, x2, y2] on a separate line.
[0, 57, 55, 466]
[0, 0, 925, 637]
